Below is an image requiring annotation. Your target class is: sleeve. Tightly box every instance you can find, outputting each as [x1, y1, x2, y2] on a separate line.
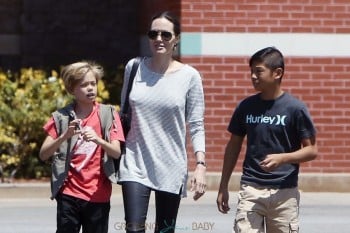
[43, 117, 58, 139]
[227, 101, 246, 137]
[110, 110, 125, 142]
[296, 106, 317, 140]
[186, 68, 205, 153]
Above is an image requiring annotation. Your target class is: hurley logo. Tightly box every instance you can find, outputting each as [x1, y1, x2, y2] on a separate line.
[246, 114, 287, 126]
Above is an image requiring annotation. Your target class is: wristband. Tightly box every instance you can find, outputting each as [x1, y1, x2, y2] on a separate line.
[196, 161, 207, 167]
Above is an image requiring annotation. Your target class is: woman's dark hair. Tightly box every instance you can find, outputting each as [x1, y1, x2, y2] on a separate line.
[151, 11, 181, 36]
[249, 47, 285, 73]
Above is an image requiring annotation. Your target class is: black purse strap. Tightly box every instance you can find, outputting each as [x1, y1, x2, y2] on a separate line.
[122, 57, 141, 114]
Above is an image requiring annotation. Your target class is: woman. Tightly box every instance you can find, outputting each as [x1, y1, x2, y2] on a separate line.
[118, 11, 207, 233]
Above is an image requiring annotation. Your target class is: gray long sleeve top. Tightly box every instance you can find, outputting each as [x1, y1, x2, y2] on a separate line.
[118, 57, 205, 197]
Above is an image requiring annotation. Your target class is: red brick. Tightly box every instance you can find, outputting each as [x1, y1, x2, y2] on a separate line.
[180, 0, 350, 173]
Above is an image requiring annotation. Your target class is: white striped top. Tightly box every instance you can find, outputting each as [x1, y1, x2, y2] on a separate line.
[118, 57, 205, 197]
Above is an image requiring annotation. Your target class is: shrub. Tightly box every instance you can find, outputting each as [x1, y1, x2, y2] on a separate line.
[0, 68, 110, 179]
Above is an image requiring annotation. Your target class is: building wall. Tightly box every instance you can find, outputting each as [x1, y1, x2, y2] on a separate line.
[0, 0, 144, 70]
[0, 0, 21, 70]
[20, 0, 142, 69]
[1, 1, 349, 175]
[179, 0, 350, 173]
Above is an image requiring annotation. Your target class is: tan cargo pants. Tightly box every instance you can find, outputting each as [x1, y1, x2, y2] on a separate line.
[233, 184, 300, 233]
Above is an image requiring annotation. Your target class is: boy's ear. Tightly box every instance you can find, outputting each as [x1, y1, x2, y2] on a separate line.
[274, 68, 283, 80]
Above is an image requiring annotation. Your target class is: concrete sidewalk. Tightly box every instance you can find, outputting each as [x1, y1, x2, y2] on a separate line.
[1, 178, 350, 206]
[1, 173, 350, 233]
[1, 172, 350, 199]
[1, 189, 350, 233]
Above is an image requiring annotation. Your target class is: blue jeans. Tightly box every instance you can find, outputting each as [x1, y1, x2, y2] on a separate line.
[55, 193, 110, 233]
[121, 181, 181, 233]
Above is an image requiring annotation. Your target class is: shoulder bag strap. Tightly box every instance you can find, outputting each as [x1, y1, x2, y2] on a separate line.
[122, 57, 141, 114]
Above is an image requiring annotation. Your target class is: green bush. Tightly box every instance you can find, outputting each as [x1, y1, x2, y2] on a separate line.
[0, 68, 111, 179]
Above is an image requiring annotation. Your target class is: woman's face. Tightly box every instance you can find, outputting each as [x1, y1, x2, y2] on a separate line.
[148, 17, 179, 56]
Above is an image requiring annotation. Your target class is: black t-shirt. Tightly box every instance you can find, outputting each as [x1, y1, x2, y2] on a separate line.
[228, 92, 316, 188]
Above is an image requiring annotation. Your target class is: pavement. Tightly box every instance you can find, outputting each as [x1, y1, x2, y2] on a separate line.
[2, 171, 350, 197]
[1, 180, 350, 233]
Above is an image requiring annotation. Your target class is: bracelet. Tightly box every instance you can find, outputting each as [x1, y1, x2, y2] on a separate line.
[196, 161, 207, 167]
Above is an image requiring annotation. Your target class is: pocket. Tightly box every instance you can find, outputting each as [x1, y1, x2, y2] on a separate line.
[234, 212, 247, 233]
[237, 184, 248, 200]
[234, 211, 264, 233]
[289, 223, 299, 233]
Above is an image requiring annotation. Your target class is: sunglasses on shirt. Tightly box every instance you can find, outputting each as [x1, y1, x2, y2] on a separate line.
[147, 30, 173, 41]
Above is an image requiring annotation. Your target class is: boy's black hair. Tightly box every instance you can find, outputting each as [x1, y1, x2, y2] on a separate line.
[249, 47, 285, 73]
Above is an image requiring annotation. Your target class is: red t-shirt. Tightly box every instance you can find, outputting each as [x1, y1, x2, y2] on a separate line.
[43, 103, 124, 202]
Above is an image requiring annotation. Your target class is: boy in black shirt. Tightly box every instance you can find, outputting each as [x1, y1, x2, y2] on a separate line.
[217, 47, 317, 233]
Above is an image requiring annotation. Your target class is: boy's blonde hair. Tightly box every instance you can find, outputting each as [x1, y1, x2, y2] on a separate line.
[61, 61, 104, 94]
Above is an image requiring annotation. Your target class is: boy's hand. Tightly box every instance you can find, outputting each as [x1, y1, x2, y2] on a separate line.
[81, 128, 102, 144]
[217, 189, 230, 214]
[64, 119, 82, 139]
[259, 154, 283, 172]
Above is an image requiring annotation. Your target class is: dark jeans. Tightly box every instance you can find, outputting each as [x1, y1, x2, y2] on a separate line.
[122, 181, 181, 233]
[55, 193, 110, 233]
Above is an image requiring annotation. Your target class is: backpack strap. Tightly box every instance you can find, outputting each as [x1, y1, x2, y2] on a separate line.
[98, 104, 115, 141]
[98, 104, 119, 182]
[50, 103, 78, 198]
[52, 103, 78, 155]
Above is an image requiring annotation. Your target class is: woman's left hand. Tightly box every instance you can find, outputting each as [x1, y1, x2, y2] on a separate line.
[190, 164, 207, 201]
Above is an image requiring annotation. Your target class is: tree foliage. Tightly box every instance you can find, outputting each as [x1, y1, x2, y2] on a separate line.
[0, 68, 110, 179]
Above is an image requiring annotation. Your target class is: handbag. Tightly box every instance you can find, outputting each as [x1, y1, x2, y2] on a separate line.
[120, 57, 141, 152]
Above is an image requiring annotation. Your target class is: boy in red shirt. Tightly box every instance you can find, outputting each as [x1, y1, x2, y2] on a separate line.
[39, 61, 124, 233]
